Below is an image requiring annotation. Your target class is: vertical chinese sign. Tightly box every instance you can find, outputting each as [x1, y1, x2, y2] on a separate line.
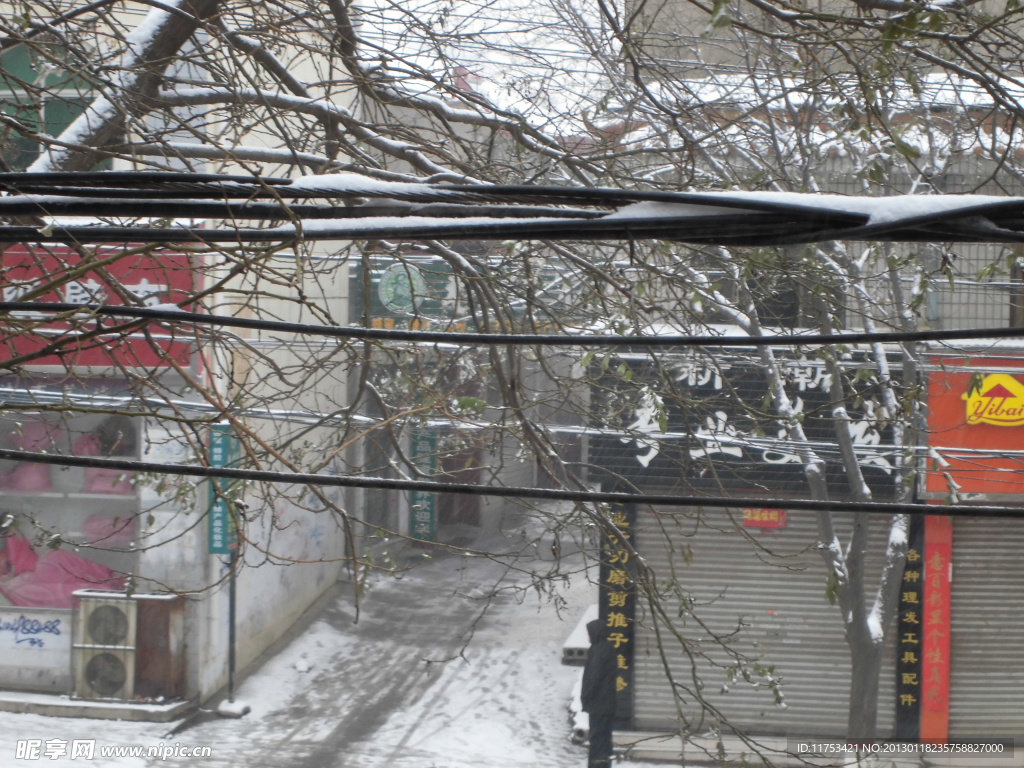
[921, 514, 952, 742]
[208, 423, 241, 555]
[895, 514, 924, 740]
[599, 503, 637, 730]
[409, 427, 436, 543]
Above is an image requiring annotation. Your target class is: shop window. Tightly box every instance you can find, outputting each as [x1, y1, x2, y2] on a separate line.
[0, 413, 138, 609]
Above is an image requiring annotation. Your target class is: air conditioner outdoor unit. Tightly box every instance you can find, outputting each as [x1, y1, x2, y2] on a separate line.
[72, 590, 185, 701]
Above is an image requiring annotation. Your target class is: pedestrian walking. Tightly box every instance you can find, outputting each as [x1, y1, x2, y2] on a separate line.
[581, 619, 616, 768]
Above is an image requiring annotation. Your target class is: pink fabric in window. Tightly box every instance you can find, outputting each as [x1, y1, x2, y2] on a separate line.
[82, 515, 136, 547]
[0, 535, 39, 577]
[0, 546, 123, 609]
[72, 433, 102, 456]
[74, 434, 135, 495]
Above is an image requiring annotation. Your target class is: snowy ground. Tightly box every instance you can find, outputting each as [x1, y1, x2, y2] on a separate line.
[0, 518, 666, 768]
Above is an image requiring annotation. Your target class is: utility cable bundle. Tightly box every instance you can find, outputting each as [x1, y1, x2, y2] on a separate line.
[2, 172, 1024, 245]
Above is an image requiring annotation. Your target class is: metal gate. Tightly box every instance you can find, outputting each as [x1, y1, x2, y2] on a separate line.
[633, 506, 897, 737]
[949, 515, 1024, 738]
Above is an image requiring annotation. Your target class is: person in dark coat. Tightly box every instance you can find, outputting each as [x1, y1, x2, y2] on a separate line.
[581, 619, 617, 768]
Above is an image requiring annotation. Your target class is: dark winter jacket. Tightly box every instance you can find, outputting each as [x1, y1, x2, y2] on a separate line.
[581, 619, 617, 717]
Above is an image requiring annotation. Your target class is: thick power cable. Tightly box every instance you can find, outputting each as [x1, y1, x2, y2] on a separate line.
[0, 448, 1013, 519]
[1, 302, 1022, 347]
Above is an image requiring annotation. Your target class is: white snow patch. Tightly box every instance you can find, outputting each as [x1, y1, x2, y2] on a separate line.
[216, 699, 251, 718]
[568, 669, 589, 743]
[866, 612, 884, 644]
[888, 524, 908, 549]
[562, 602, 598, 657]
[286, 174, 462, 197]
[605, 200, 755, 219]
[928, 447, 951, 468]
[603, 192, 1024, 227]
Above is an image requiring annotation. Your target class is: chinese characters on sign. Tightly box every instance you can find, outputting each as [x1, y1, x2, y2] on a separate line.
[599, 503, 637, 729]
[895, 515, 924, 740]
[0, 244, 195, 368]
[208, 423, 241, 555]
[675, 358, 731, 390]
[409, 427, 436, 543]
[741, 508, 788, 529]
[921, 514, 952, 742]
[596, 351, 899, 491]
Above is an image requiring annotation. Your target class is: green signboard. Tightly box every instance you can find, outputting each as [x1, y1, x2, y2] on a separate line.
[352, 256, 454, 328]
[409, 427, 436, 542]
[351, 254, 581, 332]
[208, 423, 242, 555]
[378, 263, 430, 313]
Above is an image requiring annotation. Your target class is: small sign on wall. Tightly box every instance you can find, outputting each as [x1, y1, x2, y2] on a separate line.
[742, 508, 788, 529]
[208, 423, 242, 555]
[409, 427, 436, 543]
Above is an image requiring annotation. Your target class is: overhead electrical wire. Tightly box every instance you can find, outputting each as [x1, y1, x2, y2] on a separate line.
[0, 447, 1019, 520]
[2, 302, 1024, 347]
[1, 173, 1019, 518]
[3, 172, 1024, 245]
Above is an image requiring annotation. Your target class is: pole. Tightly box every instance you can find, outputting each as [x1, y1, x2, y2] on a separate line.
[228, 548, 237, 704]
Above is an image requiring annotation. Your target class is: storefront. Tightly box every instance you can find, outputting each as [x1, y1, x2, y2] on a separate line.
[0, 243, 347, 710]
[919, 351, 1024, 739]
[0, 244, 195, 698]
[610, 348, 1024, 740]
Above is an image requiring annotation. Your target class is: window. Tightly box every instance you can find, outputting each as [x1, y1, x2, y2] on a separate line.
[0, 42, 110, 171]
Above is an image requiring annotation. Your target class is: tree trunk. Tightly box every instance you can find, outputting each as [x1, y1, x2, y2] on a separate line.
[847, 637, 883, 739]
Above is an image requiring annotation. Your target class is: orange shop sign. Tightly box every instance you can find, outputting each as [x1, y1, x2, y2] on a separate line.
[927, 361, 1024, 495]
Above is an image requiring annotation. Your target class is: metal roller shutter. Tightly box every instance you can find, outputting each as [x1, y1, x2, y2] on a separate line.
[633, 507, 897, 737]
[949, 516, 1024, 738]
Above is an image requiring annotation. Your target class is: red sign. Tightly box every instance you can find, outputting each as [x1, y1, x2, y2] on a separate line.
[1, 244, 196, 368]
[920, 513, 952, 742]
[741, 508, 788, 528]
[926, 360, 1024, 495]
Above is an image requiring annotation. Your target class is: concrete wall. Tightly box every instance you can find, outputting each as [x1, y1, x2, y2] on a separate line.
[133, 234, 353, 701]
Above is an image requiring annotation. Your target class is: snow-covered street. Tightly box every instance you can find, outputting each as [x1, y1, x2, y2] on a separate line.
[1, 525, 652, 768]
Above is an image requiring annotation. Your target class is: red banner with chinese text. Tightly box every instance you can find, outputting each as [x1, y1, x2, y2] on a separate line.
[921, 513, 952, 742]
[1, 244, 196, 368]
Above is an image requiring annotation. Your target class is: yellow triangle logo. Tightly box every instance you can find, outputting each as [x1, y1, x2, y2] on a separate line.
[963, 374, 1024, 426]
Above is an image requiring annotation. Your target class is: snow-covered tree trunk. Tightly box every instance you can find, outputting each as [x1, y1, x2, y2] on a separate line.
[26, 0, 221, 173]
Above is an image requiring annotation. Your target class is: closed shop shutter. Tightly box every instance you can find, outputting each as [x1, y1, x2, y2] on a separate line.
[633, 507, 897, 737]
[949, 516, 1024, 738]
